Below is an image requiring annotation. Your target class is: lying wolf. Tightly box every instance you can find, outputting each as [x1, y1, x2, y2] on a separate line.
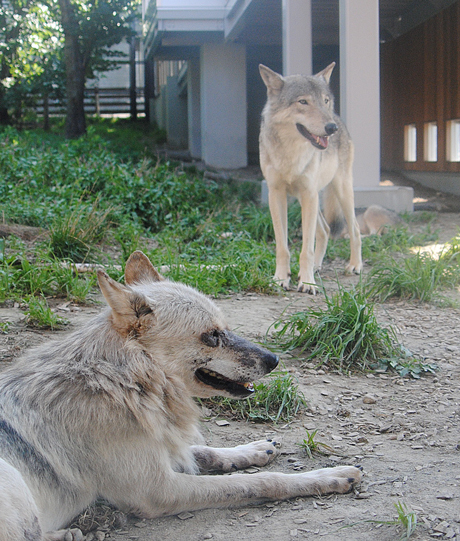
[259, 63, 363, 293]
[0, 251, 362, 541]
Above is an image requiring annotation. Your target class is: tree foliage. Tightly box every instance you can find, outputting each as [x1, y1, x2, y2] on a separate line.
[0, 0, 139, 134]
[0, 1, 63, 123]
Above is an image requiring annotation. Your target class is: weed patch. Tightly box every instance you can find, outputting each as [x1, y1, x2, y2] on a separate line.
[297, 429, 334, 458]
[270, 284, 436, 378]
[24, 297, 68, 329]
[364, 250, 460, 303]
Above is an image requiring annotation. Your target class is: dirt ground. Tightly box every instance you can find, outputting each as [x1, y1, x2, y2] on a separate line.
[1, 185, 460, 540]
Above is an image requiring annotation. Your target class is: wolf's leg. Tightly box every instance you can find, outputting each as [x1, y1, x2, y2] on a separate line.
[129, 465, 362, 518]
[297, 188, 320, 293]
[314, 211, 330, 270]
[191, 440, 280, 473]
[331, 170, 362, 275]
[0, 459, 43, 541]
[267, 181, 291, 289]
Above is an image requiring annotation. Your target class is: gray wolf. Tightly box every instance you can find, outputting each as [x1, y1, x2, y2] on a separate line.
[0, 251, 362, 541]
[259, 63, 362, 293]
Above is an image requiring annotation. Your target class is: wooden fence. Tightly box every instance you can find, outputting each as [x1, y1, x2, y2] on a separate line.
[37, 87, 145, 117]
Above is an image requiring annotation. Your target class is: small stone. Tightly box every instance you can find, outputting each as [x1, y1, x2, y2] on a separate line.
[355, 492, 371, 499]
[203, 534, 213, 539]
[363, 395, 376, 404]
[215, 420, 230, 426]
[177, 512, 194, 520]
[436, 494, 454, 500]
[290, 529, 298, 537]
[95, 533, 106, 541]
[433, 521, 450, 534]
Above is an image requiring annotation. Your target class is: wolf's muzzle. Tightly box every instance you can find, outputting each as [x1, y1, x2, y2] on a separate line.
[263, 352, 279, 372]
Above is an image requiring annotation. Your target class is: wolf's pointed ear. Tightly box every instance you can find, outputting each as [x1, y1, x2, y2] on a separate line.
[98, 270, 135, 317]
[98, 270, 153, 332]
[124, 250, 164, 285]
[315, 62, 335, 84]
[259, 64, 284, 93]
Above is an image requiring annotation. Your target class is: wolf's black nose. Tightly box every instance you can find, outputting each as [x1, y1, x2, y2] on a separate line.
[264, 352, 279, 372]
[325, 122, 338, 135]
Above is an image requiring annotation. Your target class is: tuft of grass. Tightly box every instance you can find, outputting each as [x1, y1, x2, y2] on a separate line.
[364, 250, 459, 303]
[271, 283, 436, 378]
[48, 199, 111, 262]
[0, 321, 10, 333]
[297, 429, 335, 458]
[24, 297, 68, 329]
[341, 501, 417, 540]
[393, 501, 418, 541]
[202, 370, 307, 423]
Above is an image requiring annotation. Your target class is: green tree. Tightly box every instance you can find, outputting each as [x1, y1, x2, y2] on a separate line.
[0, 1, 63, 124]
[0, 0, 139, 136]
[56, 0, 139, 139]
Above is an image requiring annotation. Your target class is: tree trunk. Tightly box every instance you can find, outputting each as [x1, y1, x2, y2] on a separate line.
[59, 0, 86, 139]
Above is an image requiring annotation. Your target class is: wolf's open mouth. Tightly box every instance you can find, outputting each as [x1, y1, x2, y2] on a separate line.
[195, 368, 255, 397]
[296, 123, 329, 150]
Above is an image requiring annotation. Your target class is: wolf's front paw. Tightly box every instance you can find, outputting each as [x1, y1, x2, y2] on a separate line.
[297, 280, 317, 295]
[274, 273, 291, 291]
[223, 440, 281, 472]
[345, 261, 363, 275]
[301, 465, 363, 495]
[45, 528, 84, 541]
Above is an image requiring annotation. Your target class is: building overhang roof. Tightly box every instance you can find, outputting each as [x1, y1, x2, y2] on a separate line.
[144, 0, 460, 59]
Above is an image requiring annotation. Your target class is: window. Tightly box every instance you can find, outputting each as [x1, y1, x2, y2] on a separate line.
[424, 122, 437, 162]
[404, 124, 417, 162]
[446, 120, 460, 162]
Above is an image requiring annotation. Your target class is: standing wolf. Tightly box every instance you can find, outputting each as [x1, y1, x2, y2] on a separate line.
[0, 251, 362, 541]
[259, 63, 362, 293]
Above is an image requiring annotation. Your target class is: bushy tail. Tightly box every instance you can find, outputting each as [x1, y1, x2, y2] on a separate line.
[322, 184, 345, 238]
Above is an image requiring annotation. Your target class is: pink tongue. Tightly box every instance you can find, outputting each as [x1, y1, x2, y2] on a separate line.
[318, 136, 329, 149]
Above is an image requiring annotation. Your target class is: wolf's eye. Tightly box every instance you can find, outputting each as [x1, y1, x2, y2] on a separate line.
[325, 97, 330, 105]
[201, 330, 221, 347]
[299, 99, 308, 105]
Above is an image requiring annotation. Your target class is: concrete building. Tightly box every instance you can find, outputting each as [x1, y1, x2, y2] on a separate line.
[142, 0, 460, 210]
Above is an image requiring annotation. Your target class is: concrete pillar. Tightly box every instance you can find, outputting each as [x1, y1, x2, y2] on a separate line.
[282, 0, 312, 76]
[339, 0, 380, 189]
[187, 58, 201, 159]
[200, 43, 247, 169]
[165, 75, 188, 149]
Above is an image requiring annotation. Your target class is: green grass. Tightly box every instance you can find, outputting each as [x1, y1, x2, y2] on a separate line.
[364, 249, 460, 303]
[202, 370, 307, 423]
[341, 501, 418, 540]
[48, 198, 112, 262]
[1, 119, 459, 307]
[271, 283, 436, 378]
[24, 296, 68, 329]
[297, 428, 335, 458]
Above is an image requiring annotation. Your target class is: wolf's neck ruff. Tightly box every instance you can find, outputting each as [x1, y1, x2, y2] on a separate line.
[296, 123, 329, 150]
